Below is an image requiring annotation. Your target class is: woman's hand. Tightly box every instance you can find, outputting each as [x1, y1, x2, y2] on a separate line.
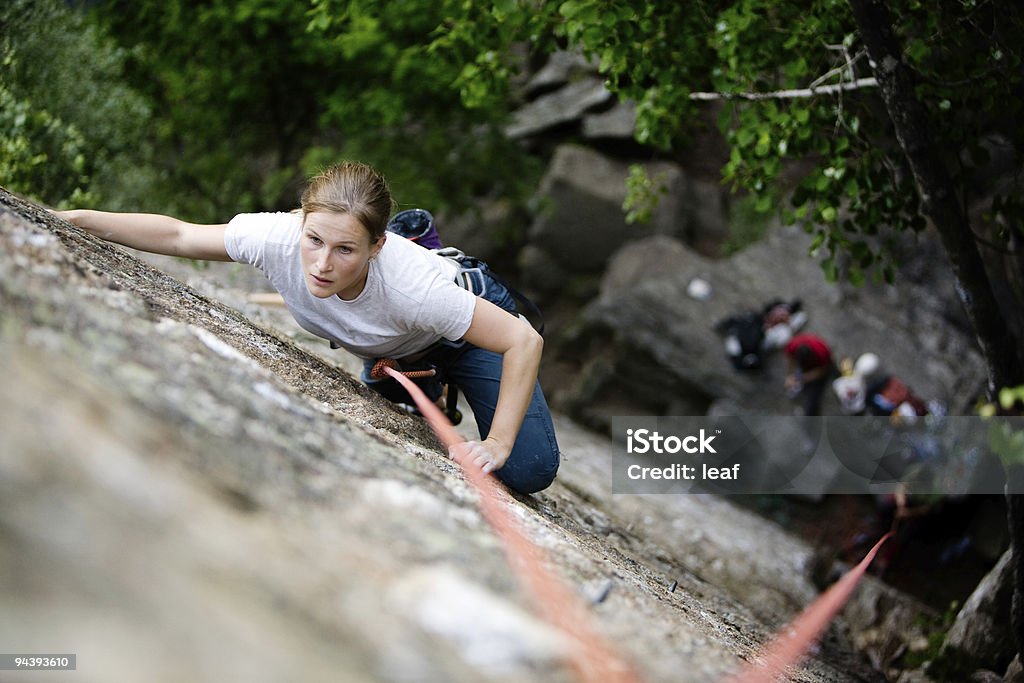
[451, 437, 512, 474]
[51, 209, 83, 225]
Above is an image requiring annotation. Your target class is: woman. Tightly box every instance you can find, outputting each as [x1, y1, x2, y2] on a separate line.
[56, 161, 560, 494]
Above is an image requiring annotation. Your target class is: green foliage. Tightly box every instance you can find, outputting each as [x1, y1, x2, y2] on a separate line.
[432, 0, 1024, 288]
[988, 420, 1024, 466]
[978, 384, 1024, 467]
[721, 193, 775, 256]
[1, 0, 150, 208]
[304, 0, 543, 213]
[86, 0, 540, 223]
[0, 82, 94, 207]
[622, 165, 668, 225]
[900, 600, 959, 670]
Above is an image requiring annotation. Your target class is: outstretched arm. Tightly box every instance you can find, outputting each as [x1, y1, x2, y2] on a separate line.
[55, 210, 232, 261]
[459, 297, 544, 473]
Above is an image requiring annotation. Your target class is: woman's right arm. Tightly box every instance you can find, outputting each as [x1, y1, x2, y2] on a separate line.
[56, 210, 232, 261]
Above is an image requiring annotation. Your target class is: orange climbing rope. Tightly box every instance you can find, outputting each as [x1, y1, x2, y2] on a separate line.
[370, 357, 436, 380]
[384, 364, 892, 683]
[724, 531, 892, 683]
[383, 365, 643, 683]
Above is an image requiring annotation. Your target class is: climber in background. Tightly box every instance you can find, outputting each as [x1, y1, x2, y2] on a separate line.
[715, 298, 806, 371]
[783, 332, 837, 416]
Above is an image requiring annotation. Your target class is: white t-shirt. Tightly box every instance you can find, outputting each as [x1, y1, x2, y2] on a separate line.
[224, 212, 477, 359]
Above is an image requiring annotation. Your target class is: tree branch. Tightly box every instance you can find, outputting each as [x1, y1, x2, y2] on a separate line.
[689, 77, 878, 101]
[809, 48, 868, 89]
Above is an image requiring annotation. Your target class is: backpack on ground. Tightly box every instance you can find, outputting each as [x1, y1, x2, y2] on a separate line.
[714, 311, 766, 370]
[866, 375, 929, 417]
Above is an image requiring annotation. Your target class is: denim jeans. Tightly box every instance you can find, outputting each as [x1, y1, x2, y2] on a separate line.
[362, 265, 560, 494]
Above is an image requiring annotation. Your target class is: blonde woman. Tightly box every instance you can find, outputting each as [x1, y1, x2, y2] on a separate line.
[56, 161, 560, 493]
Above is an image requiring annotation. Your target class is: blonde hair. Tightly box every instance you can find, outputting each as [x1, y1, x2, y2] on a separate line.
[300, 161, 394, 241]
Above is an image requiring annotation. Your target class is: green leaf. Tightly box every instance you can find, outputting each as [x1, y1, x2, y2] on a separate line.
[559, 1, 580, 18]
[906, 38, 930, 63]
[809, 232, 825, 252]
[754, 131, 771, 156]
[822, 258, 839, 282]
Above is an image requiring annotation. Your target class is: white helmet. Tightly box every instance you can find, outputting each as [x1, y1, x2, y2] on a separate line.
[854, 352, 880, 378]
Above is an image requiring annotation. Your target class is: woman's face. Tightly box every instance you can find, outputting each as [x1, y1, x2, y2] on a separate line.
[300, 211, 384, 300]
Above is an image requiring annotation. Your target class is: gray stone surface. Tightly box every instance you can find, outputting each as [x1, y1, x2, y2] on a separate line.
[553, 226, 985, 426]
[583, 101, 637, 140]
[505, 79, 613, 139]
[0, 188, 887, 682]
[524, 51, 599, 97]
[932, 549, 1016, 678]
[526, 145, 690, 275]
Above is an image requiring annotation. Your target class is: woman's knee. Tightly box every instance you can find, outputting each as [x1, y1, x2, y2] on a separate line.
[496, 450, 560, 494]
[495, 421, 560, 494]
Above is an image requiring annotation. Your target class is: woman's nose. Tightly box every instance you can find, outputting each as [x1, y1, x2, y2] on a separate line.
[316, 251, 332, 271]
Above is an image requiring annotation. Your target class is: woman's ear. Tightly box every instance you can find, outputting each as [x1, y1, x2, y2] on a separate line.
[371, 233, 387, 259]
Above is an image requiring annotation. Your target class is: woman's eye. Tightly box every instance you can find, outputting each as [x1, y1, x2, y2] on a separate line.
[308, 235, 322, 245]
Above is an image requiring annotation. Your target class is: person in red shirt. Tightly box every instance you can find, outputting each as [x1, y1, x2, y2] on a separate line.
[784, 333, 836, 416]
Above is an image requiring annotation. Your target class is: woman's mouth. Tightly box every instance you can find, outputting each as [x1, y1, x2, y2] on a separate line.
[311, 274, 332, 285]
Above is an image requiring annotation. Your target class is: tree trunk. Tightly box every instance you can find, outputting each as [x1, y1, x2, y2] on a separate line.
[847, 0, 1024, 394]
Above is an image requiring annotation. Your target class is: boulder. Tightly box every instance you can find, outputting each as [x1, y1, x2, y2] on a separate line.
[552, 226, 986, 427]
[929, 550, 1016, 679]
[523, 50, 598, 97]
[525, 144, 690, 277]
[505, 78, 613, 139]
[839, 573, 940, 680]
[582, 100, 637, 140]
[686, 177, 731, 256]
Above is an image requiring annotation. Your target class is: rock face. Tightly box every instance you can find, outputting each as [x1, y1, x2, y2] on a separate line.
[0, 188, 888, 682]
[524, 145, 694, 277]
[550, 228, 986, 429]
[930, 549, 1017, 679]
[505, 79, 614, 139]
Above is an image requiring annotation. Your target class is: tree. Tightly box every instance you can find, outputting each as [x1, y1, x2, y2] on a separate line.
[89, 0, 540, 222]
[1, 0, 151, 208]
[847, 0, 1022, 393]
[432, 0, 1024, 395]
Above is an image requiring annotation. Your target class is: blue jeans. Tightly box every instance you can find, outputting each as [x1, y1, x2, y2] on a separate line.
[362, 266, 560, 494]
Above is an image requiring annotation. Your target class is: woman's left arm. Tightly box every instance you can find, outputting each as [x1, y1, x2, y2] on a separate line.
[459, 297, 544, 473]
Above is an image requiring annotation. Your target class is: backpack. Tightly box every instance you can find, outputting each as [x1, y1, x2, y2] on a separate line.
[867, 375, 928, 417]
[714, 311, 766, 370]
